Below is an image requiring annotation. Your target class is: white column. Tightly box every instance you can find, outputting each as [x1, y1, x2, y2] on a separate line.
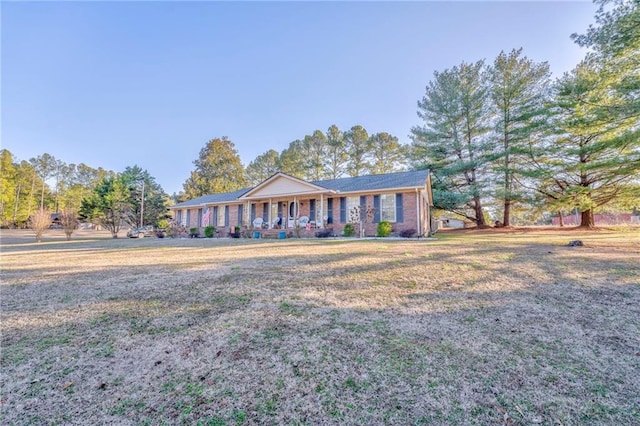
[268, 198, 272, 229]
[320, 193, 324, 229]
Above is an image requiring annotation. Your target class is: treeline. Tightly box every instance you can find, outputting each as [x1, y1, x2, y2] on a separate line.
[0, 150, 116, 227]
[0, 149, 170, 233]
[179, 126, 409, 201]
[411, 0, 639, 227]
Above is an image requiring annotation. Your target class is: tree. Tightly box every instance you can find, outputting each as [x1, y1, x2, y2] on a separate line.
[59, 208, 79, 241]
[121, 165, 169, 227]
[411, 60, 492, 226]
[368, 132, 407, 174]
[538, 61, 640, 227]
[325, 125, 348, 179]
[0, 150, 17, 227]
[30, 153, 57, 210]
[246, 149, 281, 185]
[182, 137, 247, 198]
[302, 130, 329, 181]
[279, 140, 306, 179]
[488, 49, 552, 226]
[344, 125, 371, 177]
[79, 175, 132, 238]
[572, 0, 639, 114]
[28, 208, 51, 243]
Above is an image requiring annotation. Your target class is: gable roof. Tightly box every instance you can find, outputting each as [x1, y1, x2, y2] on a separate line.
[239, 172, 332, 200]
[170, 169, 430, 209]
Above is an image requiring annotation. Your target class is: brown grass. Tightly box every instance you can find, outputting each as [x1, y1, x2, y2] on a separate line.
[1, 228, 639, 425]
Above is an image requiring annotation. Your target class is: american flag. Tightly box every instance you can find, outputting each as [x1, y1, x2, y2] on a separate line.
[202, 206, 211, 225]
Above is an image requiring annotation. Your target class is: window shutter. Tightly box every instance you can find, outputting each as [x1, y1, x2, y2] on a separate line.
[186, 210, 191, 226]
[309, 199, 316, 221]
[224, 206, 229, 227]
[213, 207, 218, 226]
[237, 205, 243, 226]
[198, 208, 203, 227]
[327, 198, 333, 224]
[251, 204, 256, 221]
[340, 197, 346, 223]
[373, 195, 381, 223]
[396, 193, 404, 223]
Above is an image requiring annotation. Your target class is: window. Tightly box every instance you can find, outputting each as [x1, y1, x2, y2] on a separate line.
[217, 205, 226, 227]
[346, 196, 360, 222]
[380, 194, 396, 222]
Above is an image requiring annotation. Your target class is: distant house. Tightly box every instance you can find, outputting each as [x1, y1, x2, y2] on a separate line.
[436, 217, 466, 229]
[170, 170, 434, 237]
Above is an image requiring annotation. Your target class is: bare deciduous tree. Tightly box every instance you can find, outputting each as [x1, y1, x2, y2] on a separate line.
[59, 208, 79, 241]
[28, 208, 51, 243]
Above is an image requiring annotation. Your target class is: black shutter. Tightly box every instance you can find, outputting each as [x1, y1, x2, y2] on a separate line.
[237, 205, 243, 226]
[309, 199, 316, 221]
[327, 198, 333, 224]
[224, 206, 229, 227]
[340, 197, 346, 223]
[374, 195, 381, 223]
[197, 208, 203, 227]
[251, 204, 256, 221]
[396, 193, 404, 223]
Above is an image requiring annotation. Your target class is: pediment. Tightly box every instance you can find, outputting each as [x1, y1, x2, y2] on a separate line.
[240, 172, 331, 199]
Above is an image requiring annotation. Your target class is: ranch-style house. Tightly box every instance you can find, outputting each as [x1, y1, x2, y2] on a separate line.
[170, 170, 433, 237]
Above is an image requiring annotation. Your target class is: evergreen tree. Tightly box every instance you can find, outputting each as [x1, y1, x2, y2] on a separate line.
[368, 132, 406, 174]
[488, 48, 552, 226]
[539, 61, 640, 227]
[302, 130, 329, 181]
[279, 140, 306, 179]
[325, 124, 348, 179]
[121, 165, 169, 227]
[246, 149, 281, 185]
[344, 125, 371, 177]
[412, 60, 492, 226]
[79, 175, 132, 238]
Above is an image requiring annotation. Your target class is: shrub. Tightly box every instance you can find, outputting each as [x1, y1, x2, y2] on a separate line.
[157, 219, 169, 230]
[400, 228, 416, 238]
[204, 226, 215, 238]
[28, 208, 51, 243]
[315, 229, 332, 238]
[189, 227, 198, 238]
[343, 223, 356, 237]
[377, 221, 392, 237]
[59, 208, 79, 241]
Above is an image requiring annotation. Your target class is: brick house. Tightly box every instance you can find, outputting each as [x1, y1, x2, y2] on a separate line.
[170, 170, 433, 237]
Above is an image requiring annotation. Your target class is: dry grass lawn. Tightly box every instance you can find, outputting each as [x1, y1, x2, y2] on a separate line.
[1, 228, 639, 425]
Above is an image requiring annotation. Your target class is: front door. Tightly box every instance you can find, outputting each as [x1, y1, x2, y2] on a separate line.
[288, 201, 299, 228]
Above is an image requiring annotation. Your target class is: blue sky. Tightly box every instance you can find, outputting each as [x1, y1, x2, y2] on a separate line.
[2, 1, 597, 195]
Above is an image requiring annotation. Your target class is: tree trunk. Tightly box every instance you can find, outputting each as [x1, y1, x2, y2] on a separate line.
[40, 180, 46, 210]
[13, 184, 22, 227]
[580, 209, 595, 228]
[503, 199, 511, 227]
[557, 211, 564, 227]
[474, 196, 486, 227]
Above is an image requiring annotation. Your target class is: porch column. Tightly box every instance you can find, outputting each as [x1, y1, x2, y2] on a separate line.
[268, 198, 272, 229]
[320, 193, 324, 229]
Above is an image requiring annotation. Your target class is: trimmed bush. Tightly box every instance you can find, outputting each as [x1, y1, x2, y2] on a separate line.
[204, 226, 215, 238]
[400, 228, 416, 238]
[377, 221, 392, 237]
[343, 223, 356, 237]
[189, 227, 199, 238]
[315, 229, 332, 238]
